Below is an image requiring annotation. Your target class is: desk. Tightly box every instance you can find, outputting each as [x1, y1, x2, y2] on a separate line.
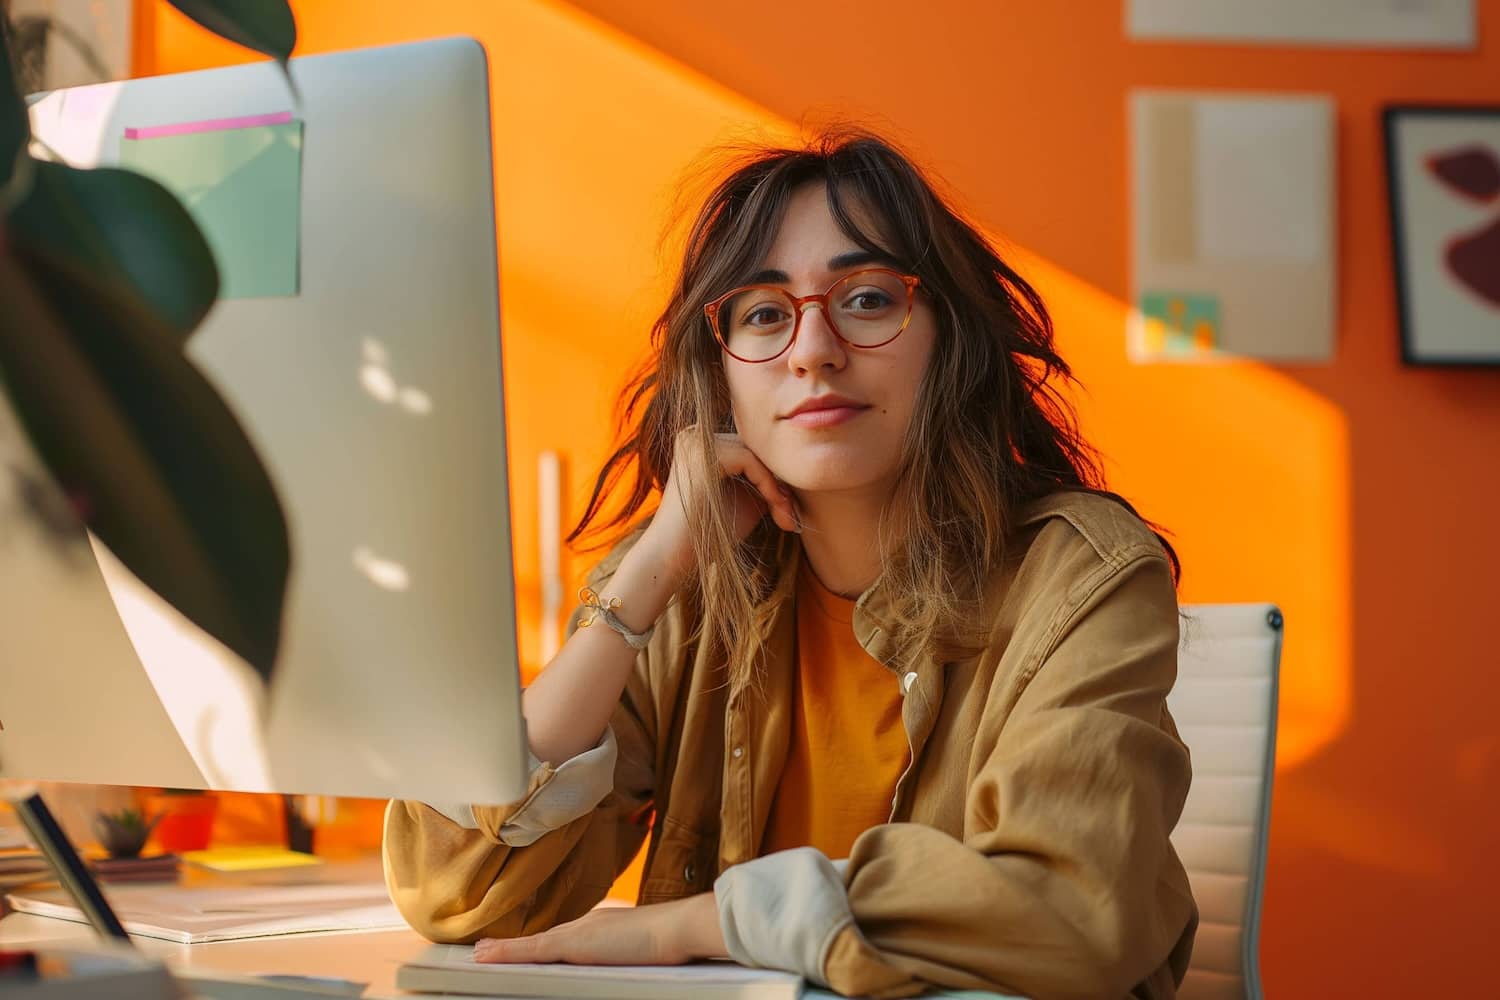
[0, 863, 1021, 1000]
[0, 910, 428, 996]
[0, 854, 424, 996]
[0, 916, 1026, 1000]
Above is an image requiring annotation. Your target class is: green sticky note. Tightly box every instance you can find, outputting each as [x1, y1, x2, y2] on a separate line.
[120, 120, 303, 299]
[1138, 291, 1221, 357]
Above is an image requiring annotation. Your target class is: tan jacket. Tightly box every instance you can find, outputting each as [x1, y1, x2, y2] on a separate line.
[383, 491, 1197, 999]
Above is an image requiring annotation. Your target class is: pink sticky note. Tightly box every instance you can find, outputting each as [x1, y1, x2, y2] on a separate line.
[124, 110, 293, 141]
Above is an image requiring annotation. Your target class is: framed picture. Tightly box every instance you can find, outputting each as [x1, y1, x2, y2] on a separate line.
[1383, 105, 1500, 366]
[9, 0, 133, 92]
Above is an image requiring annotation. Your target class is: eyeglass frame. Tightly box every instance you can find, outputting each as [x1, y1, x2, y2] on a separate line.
[703, 266, 923, 364]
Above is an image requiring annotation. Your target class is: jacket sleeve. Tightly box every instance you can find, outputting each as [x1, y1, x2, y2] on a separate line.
[382, 547, 661, 944]
[716, 549, 1196, 1000]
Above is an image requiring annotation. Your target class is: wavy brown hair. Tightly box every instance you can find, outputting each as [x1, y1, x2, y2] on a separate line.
[569, 127, 1178, 686]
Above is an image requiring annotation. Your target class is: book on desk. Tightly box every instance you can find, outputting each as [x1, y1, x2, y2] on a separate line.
[396, 943, 803, 1000]
[4, 880, 403, 944]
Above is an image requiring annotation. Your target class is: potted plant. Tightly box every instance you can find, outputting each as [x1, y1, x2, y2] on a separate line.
[1, 1, 298, 684]
[93, 807, 161, 860]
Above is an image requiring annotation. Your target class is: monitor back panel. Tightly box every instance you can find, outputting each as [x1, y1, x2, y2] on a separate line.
[3, 38, 530, 804]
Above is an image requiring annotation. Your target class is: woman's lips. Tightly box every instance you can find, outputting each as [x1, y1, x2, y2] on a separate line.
[784, 405, 868, 429]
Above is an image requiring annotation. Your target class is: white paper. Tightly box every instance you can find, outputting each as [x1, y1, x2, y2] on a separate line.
[1127, 0, 1475, 48]
[1130, 90, 1336, 362]
[26, 82, 123, 167]
[1195, 100, 1329, 263]
[6, 881, 405, 943]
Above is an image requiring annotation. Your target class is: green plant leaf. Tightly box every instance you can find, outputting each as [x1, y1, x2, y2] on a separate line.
[0, 15, 32, 197]
[7, 159, 220, 342]
[166, 1, 298, 95]
[0, 236, 290, 680]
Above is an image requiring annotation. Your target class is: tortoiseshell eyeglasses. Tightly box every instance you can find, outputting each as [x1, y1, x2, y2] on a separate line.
[704, 267, 922, 364]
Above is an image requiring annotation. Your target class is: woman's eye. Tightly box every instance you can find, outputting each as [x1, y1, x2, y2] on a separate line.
[844, 290, 893, 312]
[743, 305, 789, 327]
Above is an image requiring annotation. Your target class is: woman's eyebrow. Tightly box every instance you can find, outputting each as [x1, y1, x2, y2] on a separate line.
[745, 250, 901, 286]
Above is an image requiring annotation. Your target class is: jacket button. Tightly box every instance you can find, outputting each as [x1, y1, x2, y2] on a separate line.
[901, 671, 918, 694]
[731, 746, 744, 759]
[684, 863, 697, 884]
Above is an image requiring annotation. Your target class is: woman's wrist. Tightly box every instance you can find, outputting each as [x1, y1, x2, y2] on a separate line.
[597, 530, 687, 632]
[683, 891, 729, 960]
[605, 529, 687, 631]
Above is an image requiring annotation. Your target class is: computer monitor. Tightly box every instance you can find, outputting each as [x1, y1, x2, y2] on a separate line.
[0, 38, 531, 806]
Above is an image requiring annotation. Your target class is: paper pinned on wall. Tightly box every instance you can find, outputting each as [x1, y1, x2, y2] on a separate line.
[1129, 91, 1336, 363]
[119, 112, 303, 300]
[1126, 0, 1476, 49]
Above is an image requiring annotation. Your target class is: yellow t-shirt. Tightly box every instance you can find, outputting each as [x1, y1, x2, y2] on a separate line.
[760, 563, 909, 859]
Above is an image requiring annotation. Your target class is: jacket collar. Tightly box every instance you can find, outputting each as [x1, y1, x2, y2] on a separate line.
[754, 491, 1085, 672]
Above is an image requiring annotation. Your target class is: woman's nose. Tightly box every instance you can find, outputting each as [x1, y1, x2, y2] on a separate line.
[785, 301, 846, 374]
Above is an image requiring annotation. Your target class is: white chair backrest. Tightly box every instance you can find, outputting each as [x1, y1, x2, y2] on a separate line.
[1167, 604, 1282, 1000]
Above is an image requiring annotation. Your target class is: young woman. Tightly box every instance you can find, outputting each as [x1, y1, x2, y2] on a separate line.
[384, 130, 1197, 1000]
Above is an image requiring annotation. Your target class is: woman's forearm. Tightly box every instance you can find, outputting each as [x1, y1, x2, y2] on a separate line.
[520, 534, 680, 765]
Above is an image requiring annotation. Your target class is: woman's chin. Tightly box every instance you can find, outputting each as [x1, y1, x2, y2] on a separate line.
[775, 464, 889, 497]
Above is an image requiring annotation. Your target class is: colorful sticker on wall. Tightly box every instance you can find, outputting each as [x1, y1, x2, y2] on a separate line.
[1135, 292, 1221, 359]
[119, 111, 303, 300]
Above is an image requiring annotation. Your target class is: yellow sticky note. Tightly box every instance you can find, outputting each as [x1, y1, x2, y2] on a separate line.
[182, 846, 322, 871]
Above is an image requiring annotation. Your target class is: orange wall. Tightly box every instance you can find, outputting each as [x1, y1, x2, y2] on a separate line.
[138, 1, 1500, 995]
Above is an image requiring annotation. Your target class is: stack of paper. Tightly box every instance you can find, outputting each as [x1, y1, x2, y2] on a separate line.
[0, 849, 50, 889]
[5, 880, 404, 943]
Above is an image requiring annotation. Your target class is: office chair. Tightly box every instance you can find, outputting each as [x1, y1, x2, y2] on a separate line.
[1168, 604, 1283, 1000]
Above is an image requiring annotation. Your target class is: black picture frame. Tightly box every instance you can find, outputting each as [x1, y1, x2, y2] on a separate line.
[1382, 104, 1500, 367]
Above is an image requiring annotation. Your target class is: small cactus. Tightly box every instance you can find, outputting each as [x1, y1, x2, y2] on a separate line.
[94, 808, 161, 859]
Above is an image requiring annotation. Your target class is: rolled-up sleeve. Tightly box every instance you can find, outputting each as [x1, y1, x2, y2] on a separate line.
[423, 726, 622, 846]
[715, 848, 854, 982]
[382, 540, 662, 944]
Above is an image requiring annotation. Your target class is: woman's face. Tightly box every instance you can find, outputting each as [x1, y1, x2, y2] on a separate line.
[722, 183, 937, 497]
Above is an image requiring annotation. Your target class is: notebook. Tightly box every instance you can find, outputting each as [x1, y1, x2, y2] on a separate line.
[396, 944, 802, 1000]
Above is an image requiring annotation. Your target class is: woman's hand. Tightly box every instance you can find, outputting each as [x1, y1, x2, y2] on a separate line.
[643, 427, 800, 580]
[473, 892, 728, 966]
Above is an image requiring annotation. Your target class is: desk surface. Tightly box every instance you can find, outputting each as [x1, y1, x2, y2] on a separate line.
[0, 914, 1021, 1000]
[0, 854, 426, 996]
[0, 862, 1019, 999]
[0, 909, 430, 997]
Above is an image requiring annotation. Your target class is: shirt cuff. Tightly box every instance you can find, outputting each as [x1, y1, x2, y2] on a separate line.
[422, 725, 619, 845]
[713, 847, 855, 986]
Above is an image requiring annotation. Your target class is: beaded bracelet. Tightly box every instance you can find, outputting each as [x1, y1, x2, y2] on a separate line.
[577, 586, 655, 650]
